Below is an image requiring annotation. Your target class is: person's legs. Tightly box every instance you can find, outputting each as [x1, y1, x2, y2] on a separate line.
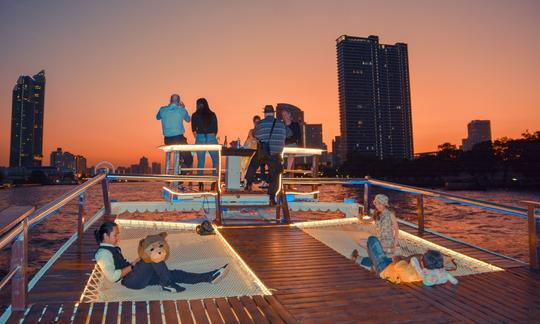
[267, 155, 283, 203]
[244, 154, 260, 188]
[259, 162, 267, 182]
[178, 135, 193, 169]
[121, 262, 158, 289]
[367, 236, 393, 276]
[287, 154, 295, 171]
[170, 269, 215, 284]
[207, 134, 219, 176]
[195, 134, 206, 176]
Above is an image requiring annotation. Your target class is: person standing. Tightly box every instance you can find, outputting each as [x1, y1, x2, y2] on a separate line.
[281, 110, 301, 172]
[156, 94, 193, 170]
[191, 98, 219, 190]
[245, 105, 287, 204]
[241, 115, 261, 177]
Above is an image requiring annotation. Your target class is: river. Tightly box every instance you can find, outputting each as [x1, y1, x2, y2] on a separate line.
[0, 182, 539, 281]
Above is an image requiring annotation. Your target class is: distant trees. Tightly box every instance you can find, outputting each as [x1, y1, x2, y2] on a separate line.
[332, 130, 540, 188]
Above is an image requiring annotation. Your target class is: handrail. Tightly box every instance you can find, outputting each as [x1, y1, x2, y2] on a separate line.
[283, 177, 528, 218]
[0, 173, 108, 312]
[367, 178, 527, 217]
[27, 173, 107, 228]
[107, 174, 218, 182]
[0, 266, 19, 291]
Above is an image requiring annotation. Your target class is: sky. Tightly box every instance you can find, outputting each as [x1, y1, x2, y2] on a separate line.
[1, 0, 539, 167]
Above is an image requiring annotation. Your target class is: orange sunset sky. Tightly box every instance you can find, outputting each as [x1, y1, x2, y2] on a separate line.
[1, 0, 539, 167]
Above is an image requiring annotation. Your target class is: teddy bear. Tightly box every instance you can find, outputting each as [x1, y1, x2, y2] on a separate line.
[138, 232, 170, 263]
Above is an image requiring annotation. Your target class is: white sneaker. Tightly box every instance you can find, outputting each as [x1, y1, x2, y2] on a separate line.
[210, 264, 229, 284]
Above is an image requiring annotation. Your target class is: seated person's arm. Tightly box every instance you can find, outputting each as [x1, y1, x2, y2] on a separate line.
[410, 257, 425, 279]
[446, 272, 458, 285]
[96, 249, 132, 282]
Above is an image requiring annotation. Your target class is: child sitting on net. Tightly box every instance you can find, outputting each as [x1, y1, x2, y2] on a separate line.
[352, 236, 458, 286]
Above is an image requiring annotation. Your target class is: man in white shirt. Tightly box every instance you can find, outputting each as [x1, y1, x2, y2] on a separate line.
[94, 221, 228, 292]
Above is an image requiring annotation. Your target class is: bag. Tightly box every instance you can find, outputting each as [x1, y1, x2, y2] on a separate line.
[256, 119, 277, 161]
[196, 221, 215, 236]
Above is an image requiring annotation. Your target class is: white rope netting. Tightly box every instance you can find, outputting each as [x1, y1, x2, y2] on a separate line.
[80, 220, 266, 303]
[299, 219, 502, 277]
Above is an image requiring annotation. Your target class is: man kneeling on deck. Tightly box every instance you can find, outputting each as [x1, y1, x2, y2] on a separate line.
[94, 221, 228, 292]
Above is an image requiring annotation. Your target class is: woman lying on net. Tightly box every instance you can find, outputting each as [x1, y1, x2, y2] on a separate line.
[352, 236, 458, 286]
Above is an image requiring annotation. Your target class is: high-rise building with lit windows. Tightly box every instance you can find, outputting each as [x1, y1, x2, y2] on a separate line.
[336, 35, 413, 161]
[10, 70, 46, 167]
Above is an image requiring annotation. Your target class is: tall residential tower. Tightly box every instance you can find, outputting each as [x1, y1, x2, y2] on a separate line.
[10, 70, 46, 167]
[336, 35, 413, 161]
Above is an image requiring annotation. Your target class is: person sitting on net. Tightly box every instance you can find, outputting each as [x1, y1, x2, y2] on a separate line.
[358, 194, 400, 259]
[352, 236, 458, 286]
[94, 221, 228, 292]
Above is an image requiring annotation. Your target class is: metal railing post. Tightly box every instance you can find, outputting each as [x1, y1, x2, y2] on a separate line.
[10, 219, 28, 311]
[526, 203, 539, 270]
[417, 194, 425, 236]
[363, 176, 370, 215]
[101, 177, 112, 219]
[77, 192, 85, 242]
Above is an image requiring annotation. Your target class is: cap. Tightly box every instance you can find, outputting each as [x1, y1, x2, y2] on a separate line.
[263, 105, 274, 113]
[374, 194, 389, 207]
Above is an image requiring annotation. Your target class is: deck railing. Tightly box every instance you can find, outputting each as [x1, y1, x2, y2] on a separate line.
[283, 175, 539, 269]
[0, 173, 109, 311]
[0, 171, 229, 312]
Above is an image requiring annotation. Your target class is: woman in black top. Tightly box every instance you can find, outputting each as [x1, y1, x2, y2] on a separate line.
[192, 98, 219, 180]
[282, 110, 301, 171]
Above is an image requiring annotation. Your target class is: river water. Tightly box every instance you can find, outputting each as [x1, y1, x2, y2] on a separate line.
[0, 182, 539, 282]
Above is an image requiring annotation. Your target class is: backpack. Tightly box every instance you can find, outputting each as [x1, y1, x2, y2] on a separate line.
[196, 221, 215, 235]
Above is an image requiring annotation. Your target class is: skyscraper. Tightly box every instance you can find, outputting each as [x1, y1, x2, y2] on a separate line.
[139, 156, 150, 174]
[304, 124, 324, 148]
[461, 120, 492, 151]
[336, 35, 413, 161]
[152, 162, 162, 174]
[10, 70, 46, 167]
[50, 147, 63, 169]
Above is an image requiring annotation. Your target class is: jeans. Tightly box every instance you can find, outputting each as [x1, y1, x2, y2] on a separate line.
[367, 236, 393, 276]
[266, 154, 283, 202]
[195, 133, 219, 176]
[121, 261, 215, 289]
[164, 135, 193, 168]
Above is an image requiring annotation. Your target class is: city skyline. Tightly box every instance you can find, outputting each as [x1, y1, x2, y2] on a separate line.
[1, 1, 539, 166]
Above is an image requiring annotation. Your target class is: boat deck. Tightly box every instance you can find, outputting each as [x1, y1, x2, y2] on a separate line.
[3, 219, 540, 323]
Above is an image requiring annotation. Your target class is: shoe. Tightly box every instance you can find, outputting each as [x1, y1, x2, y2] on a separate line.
[351, 249, 359, 262]
[162, 282, 186, 293]
[210, 264, 229, 284]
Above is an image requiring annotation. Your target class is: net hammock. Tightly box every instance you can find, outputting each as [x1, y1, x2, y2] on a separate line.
[297, 218, 502, 276]
[80, 219, 267, 303]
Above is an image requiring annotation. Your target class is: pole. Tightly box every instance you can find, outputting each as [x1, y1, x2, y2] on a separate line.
[417, 194, 425, 236]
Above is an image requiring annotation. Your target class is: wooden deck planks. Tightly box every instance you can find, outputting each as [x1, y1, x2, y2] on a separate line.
[6, 297, 294, 323]
[2, 214, 539, 323]
[219, 226, 540, 323]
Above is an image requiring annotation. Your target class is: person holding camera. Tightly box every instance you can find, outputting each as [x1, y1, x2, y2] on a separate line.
[244, 105, 287, 205]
